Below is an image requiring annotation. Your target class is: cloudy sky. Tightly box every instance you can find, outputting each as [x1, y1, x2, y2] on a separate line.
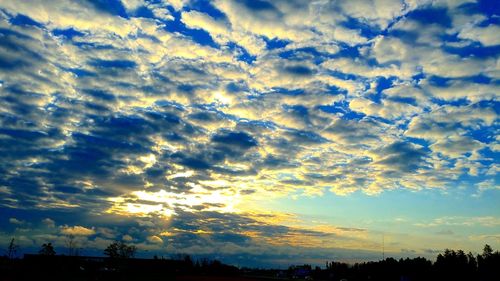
[0, 0, 499, 267]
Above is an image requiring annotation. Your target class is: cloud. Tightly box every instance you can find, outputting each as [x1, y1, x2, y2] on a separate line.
[458, 24, 500, 46]
[349, 97, 421, 120]
[474, 179, 500, 197]
[60, 225, 96, 236]
[147, 235, 163, 244]
[181, 10, 229, 36]
[422, 80, 499, 102]
[211, 130, 258, 149]
[121, 0, 145, 12]
[0, 0, 138, 36]
[42, 218, 56, 228]
[9, 218, 25, 225]
[123, 234, 134, 242]
[430, 136, 484, 158]
[415, 216, 500, 228]
[372, 141, 429, 173]
[405, 103, 496, 140]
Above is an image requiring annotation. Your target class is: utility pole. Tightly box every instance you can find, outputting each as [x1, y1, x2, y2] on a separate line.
[382, 234, 385, 260]
[7, 238, 19, 259]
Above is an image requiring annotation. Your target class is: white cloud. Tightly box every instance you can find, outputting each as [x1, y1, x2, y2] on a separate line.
[349, 97, 421, 120]
[405, 105, 497, 141]
[60, 225, 96, 236]
[123, 234, 134, 242]
[458, 24, 500, 46]
[339, 0, 408, 29]
[42, 218, 56, 228]
[181, 10, 266, 56]
[0, 0, 138, 37]
[147, 235, 164, 244]
[430, 136, 484, 158]
[181, 10, 229, 37]
[121, 0, 145, 12]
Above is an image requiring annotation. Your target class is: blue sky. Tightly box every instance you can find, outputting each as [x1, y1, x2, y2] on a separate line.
[0, 0, 499, 268]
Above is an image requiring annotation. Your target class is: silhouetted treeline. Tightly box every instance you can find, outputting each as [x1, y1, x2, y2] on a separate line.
[245, 245, 500, 281]
[301, 244, 499, 281]
[1, 243, 499, 280]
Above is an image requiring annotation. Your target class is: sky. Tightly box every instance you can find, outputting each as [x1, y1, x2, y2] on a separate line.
[0, 0, 499, 268]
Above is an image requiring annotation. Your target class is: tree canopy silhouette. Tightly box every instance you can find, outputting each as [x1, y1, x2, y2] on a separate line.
[38, 243, 55, 256]
[103, 241, 136, 259]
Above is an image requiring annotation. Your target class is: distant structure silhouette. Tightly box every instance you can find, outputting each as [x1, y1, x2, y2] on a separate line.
[382, 233, 385, 260]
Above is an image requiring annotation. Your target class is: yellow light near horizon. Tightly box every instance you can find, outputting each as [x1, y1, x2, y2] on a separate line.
[107, 185, 241, 218]
[106, 198, 174, 217]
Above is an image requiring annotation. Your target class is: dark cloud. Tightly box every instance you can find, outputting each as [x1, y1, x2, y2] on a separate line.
[82, 0, 128, 18]
[283, 65, 314, 76]
[89, 59, 137, 69]
[0, 29, 44, 69]
[212, 130, 258, 149]
[174, 154, 212, 170]
[240, 0, 279, 13]
[211, 232, 251, 244]
[261, 155, 298, 170]
[374, 141, 429, 173]
[82, 89, 116, 101]
[324, 119, 380, 143]
[284, 129, 328, 145]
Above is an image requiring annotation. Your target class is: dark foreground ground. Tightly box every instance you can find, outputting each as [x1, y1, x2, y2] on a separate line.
[175, 276, 282, 281]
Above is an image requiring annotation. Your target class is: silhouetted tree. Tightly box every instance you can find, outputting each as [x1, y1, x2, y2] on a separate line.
[65, 235, 79, 256]
[5, 238, 19, 259]
[326, 261, 350, 280]
[39, 243, 56, 256]
[477, 244, 500, 281]
[183, 254, 193, 268]
[482, 244, 493, 257]
[466, 251, 477, 276]
[434, 248, 472, 280]
[400, 257, 432, 281]
[103, 241, 136, 259]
